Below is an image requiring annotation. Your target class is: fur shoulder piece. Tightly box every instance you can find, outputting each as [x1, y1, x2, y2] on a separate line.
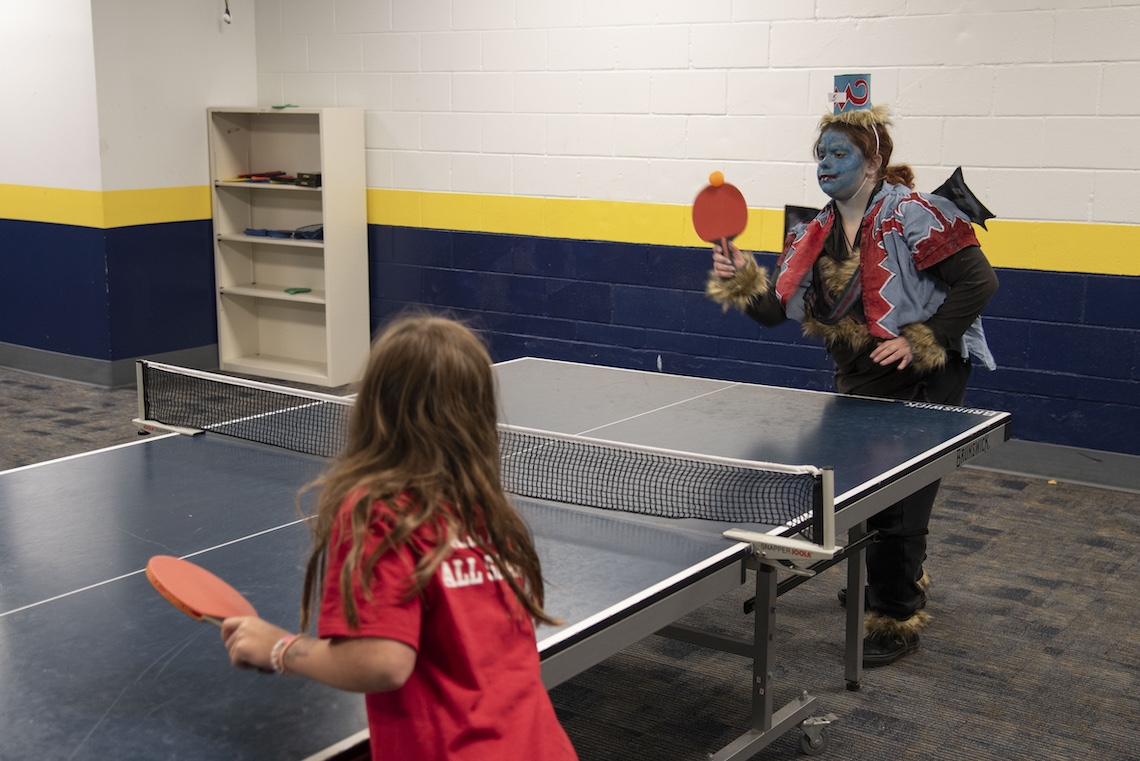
[900, 322, 947, 374]
[705, 250, 769, 313]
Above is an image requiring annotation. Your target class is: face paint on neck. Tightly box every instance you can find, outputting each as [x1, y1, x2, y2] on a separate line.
[816, 131, 869, 202]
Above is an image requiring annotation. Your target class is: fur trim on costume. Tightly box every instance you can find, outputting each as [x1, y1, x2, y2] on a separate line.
[900, 322, 947, 374]
[918, 569, 932, 593]
[864, 609, 931, 638]
[775, 250, 950, 374]
[820, 254, 859, 298]
[705, 251, 769, 312]
[800, 255, 876, 354]
[802, 315, 874, 353]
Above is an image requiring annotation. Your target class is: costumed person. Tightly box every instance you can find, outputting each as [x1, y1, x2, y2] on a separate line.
[705, 101, 999, 667]
[222, 314, 579, 760]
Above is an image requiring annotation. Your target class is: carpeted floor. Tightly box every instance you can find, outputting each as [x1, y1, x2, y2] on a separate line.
[550, 471, 1140, 761]
[3, 365, 1138, 761]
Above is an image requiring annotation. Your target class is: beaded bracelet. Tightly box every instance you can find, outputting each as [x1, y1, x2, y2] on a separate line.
[270, 634, 300, 674]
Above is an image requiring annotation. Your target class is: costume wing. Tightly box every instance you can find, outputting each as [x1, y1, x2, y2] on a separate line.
[932, 167, 995, 230]
[784, 205, 821, 238]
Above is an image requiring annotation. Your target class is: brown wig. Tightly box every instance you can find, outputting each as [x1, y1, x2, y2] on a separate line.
[298, 313, 558, 631]
[814, 105, 915, 190]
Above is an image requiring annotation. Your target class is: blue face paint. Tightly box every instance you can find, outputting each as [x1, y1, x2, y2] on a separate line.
[816, 131, 867, 201]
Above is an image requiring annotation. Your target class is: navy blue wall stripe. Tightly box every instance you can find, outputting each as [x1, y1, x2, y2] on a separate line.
[2, 219, 215, 361]
[369, 224, 1140, 456]
[5, 216, 1136, 455]
[3, 220, 111, 356]
[106, 221, 216, 358]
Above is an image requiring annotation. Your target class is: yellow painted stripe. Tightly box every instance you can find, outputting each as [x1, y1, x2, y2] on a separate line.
[103, 186, 212, 227]
[0, 184, 211, 228]
[2, 184, 1136, 276]
[369, 189, 1140, 277]
[973, 220, 1138, 276]
[0, 185, 106, 228]
[368, 188, 780, 250]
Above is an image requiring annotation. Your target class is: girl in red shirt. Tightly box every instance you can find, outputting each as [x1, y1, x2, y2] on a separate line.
[222, 315, 578, 761]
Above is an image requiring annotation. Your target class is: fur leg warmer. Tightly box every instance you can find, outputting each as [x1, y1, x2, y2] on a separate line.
[918, 568, 932, 594]
[865, 609, 931, 638]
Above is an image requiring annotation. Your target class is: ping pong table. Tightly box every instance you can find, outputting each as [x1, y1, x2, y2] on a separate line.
[0, 357, 1010, 760]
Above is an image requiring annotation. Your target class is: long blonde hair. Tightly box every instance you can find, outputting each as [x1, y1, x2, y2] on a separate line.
[299, 313, 557, 630]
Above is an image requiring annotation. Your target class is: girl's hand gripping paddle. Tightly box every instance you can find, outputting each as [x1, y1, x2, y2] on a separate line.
[692, 171, 748, 253]
[146, 555, 258, 627]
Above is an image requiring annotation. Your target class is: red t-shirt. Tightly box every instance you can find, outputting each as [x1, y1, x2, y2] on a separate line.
[318, 494, 578, 761]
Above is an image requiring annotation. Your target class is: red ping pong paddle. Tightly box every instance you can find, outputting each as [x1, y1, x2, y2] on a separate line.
[692, 171, 748, 252]
[146, 555, 257, 627]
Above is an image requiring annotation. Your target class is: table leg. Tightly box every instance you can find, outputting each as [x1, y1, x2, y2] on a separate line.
[707, 562, 821, 760]
[844, 522, 869, 690]
[752, 562, 778, 730]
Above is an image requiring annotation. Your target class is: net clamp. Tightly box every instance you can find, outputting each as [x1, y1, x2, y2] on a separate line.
[133, 418, 205, 437]
[723, 529, 839, 576]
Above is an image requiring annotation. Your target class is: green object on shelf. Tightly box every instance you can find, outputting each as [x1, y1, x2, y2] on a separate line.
[284, 287, 311, 295]
[271, 104, 299, 109]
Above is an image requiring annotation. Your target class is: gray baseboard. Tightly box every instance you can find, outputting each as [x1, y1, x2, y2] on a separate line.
[968, 439, 1140, 494]
[0, 342, 219, 388]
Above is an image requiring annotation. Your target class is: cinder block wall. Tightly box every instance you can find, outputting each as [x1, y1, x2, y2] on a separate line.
[5, 3, 1129, 450]
[251, 0, 1140, 455]
[0, 1, 254, 385]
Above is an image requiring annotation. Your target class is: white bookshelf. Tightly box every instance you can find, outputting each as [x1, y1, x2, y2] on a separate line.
[207, 107, 370, 387]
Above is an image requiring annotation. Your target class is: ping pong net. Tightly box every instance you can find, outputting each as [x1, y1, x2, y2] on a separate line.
[136, 361, 832, 544]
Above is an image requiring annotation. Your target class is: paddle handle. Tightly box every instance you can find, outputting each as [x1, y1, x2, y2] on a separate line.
[719, 236, 740, 273]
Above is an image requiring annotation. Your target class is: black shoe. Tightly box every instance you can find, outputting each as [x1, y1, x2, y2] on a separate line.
[863, 630, 920, 667]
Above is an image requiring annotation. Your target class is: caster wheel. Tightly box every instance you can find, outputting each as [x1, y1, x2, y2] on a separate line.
[800, 726, 829, 756]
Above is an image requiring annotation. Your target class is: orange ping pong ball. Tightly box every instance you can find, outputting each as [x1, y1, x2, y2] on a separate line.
[709, 171, 725, 187]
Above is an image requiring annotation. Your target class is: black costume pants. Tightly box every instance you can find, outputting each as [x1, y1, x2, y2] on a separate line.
[865, 354, 973, 621]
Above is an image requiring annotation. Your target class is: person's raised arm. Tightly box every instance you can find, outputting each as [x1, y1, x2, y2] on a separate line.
[707, 240, 787, 327]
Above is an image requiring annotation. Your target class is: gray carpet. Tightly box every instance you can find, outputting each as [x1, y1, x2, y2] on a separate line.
[3, 365, 1138, 761]
[550, 471, 1140, 760]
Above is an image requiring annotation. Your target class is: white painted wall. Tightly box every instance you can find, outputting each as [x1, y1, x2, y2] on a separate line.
[0, 0, 102, 190]
[0, 1, 257, 194]
[92, 0, 257, 190]
[252, 1, 1140, 225]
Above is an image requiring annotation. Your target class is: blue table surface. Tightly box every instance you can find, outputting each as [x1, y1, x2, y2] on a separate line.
[0, 358, 1011, 760]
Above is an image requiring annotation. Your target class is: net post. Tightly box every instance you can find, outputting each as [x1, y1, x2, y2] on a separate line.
[135, 360, 148, 424]
[132, 361, 353, 449]
[133, 359, 205, 436]
[820, 467, 836, 551]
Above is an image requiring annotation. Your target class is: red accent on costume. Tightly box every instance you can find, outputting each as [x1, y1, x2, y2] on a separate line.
[777, 187, 981, 340]
[860, 198, 894, 336]
[775, 215, 832, 305]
